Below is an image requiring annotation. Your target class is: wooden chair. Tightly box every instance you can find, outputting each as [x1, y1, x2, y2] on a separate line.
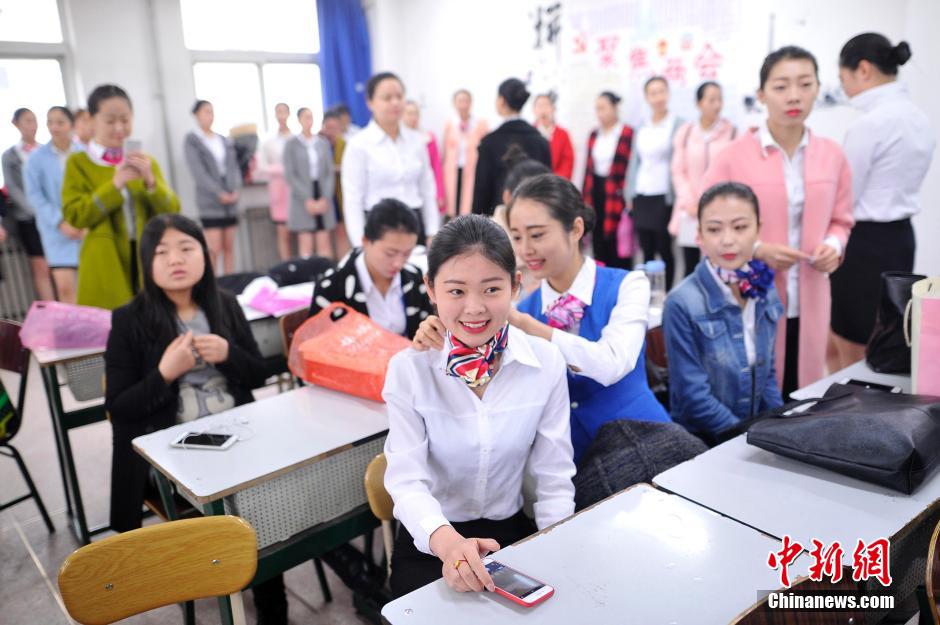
[645, 325, 669, 408]
[58, 516, 257, 625]
[926, 517, 940, 623]
[279, 307, 309, 391]
[0, 319, 54, 533]
[364, 453, 395, 578]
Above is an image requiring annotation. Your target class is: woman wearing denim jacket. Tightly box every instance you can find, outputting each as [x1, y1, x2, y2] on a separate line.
[664, 182, 783, 443]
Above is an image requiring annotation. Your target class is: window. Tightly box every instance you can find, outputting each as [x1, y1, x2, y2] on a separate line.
[0, 0, 63, 44]
[0, 59, 67, 186]
[180, 0, 319, 54]
[182, 0, 322, 137]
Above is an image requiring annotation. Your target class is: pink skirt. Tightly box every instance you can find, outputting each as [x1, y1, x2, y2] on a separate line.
[268, 173, 289, 223]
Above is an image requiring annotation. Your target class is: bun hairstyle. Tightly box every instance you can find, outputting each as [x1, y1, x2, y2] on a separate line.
[598, 91, 622, 106]
[426, 214, 517, 287]
[501, 144, 551, 194]
[507, 173, 596, 242]
[48, 106, 75, 124]
[643, 76, 668, 92]
[695, 81, 721, 102]
[697, 181, 761, 224]
[759, 46, 819, 89]
[87, 84, 132, 116]
[11, 107, 32, 123]
[840, 33, 911, 76]
[498, 78, 530, 112]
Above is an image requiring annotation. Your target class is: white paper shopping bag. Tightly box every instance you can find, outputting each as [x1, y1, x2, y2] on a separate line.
[905, 277, 940, 395]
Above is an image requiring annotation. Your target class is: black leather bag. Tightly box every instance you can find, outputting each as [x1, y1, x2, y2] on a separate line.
[746, 384, 940, 494]
[866, 271, 926, 373]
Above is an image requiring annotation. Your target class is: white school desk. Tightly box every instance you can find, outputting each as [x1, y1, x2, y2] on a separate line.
[382, 484, 795, 625]
[32, 344, 110, 544]
[133, 385, 389, 625]
[790, 360, 911, 400]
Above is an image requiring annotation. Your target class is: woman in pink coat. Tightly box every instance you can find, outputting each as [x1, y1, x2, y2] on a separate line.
[702, 46, 854, 394]
[669, 81, 736, 277]
[442, 89, 488, 217]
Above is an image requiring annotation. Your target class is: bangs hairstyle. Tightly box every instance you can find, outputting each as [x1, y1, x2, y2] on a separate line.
[364, 198, 420, 241]
[508, 173, 595, 242]
[426, 215, 517, 287]
[759, 46, 819, 88]
[839, 33, 911, 75]
[697, 181, 761, 223]
[136, 214, 226, 344]
[87, 84, 132, 116]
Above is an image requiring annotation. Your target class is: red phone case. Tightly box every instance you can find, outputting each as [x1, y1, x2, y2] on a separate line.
[489, 563, 554, 608]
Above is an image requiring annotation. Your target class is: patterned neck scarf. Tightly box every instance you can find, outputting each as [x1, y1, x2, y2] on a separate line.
[102, 147, 123, 165]
[445, 323, 510, 388]
[713, 259, 775, 300]
[546, 294, 586, 331]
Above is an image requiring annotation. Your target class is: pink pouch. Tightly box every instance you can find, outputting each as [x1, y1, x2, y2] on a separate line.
[248, 286, 310, 316]
[617, 211, 635, 258]
[19, 301, 112, 350]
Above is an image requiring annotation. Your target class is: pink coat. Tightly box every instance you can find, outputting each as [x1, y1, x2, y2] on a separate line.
[701, 128, 854, 388]
[670, 118, 736, 223]
[442, 117, 489, 216]
[425, 131, 445, 212]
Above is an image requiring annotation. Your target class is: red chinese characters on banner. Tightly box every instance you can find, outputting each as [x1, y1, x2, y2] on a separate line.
[808, 539, 845, 583]
[694, 43, 723, 79]
[596, 35, 620, 70]
[662, 57, 687, 87]
[767, 535, 803, 589]
[852, 538, 893, 587]
[769, 536, 893, 589]
[629, 46, 649, 75]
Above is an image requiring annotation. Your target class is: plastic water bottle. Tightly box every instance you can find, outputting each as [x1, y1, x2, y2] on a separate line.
[645, 260, 667, 313]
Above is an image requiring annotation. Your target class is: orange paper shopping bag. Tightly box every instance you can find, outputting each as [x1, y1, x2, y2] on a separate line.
[288, 303, 411, 402]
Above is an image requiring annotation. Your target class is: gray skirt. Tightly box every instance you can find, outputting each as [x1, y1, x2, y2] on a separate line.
[288, 180, 337, 232]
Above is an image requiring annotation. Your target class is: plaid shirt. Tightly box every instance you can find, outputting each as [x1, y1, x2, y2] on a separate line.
[582, 125, 633, 237]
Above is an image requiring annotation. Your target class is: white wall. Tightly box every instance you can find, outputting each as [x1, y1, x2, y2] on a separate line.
[369, 0, 940, 274]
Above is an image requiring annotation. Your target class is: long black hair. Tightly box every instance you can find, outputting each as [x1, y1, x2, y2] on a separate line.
[427, 215, 516, 287]
[135, 214, 227, 344]
[507, 173, 596, 242]
[840, 33, 911, 75]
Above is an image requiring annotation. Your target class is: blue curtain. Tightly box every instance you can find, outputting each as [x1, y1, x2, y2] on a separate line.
[317, 0, 373, 127]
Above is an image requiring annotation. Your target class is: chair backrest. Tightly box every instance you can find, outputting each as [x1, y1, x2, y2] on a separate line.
[364, 453, 393, 522]
[217, 271, 264, 295]
[58, 516, 257, 625]
[279, 308, 310, 358]
[927, 518, 940, 624]
[267, 256, 333, 287]
[0, 320, 29, 443]
[645, 326, 667, 370]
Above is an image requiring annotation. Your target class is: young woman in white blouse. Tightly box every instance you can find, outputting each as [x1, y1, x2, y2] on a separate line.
[384, 214, 575, 597]
[183, 100, 241, 274]
[626, 77, 682, 289]
[829, 33, 936, 368]
[413, 175, 671, 466]
[342, 72, 438, 249]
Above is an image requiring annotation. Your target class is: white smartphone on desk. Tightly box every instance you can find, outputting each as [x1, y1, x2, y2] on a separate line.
[170, 432, 237, 450]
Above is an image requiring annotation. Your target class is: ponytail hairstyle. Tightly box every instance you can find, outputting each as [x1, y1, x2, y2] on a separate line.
[840, 33, 911, 76]
[507, 173, 596, 242]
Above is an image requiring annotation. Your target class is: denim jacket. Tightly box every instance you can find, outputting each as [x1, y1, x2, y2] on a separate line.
[663, 259, 784, 436]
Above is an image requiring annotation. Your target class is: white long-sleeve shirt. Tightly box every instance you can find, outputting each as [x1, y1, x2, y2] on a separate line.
[341, 119, 438, 245]
[539, 257, 650, 387]
[843, 81, 935, 223]
[383, 326, 576, 555]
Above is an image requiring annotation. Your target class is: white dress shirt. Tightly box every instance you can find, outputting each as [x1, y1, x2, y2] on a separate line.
[758, 122, 841, 319]
[383, 326, 576, 555]
[591, 123, 624, 178]
[199, 132, 227, 174]
[539, 257, 650, 387]
[844, 81, 936, 222]
[258, 131, 291, 177]
[301, 133, 320, 179]
[341, 119, 438, 244]
[634, 115, 674, 196]
[355, 252, 406, 336]
[705, 259, 756, 366]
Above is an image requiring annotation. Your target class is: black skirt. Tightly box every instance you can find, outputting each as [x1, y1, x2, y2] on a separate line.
[830, 219, 915, 344]
[389, 510, 536, 598]
[631, 194, 671, 232]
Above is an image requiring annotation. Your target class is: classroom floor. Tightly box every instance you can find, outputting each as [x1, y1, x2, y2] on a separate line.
[0, 359, 374, 625]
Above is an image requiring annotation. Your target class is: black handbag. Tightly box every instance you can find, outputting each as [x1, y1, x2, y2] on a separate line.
[746, 384, 940, 494]
[866, 271, 926, 373]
